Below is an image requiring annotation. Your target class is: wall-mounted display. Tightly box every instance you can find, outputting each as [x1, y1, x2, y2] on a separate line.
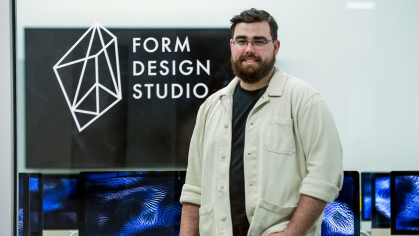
[25, 27, 233, 168]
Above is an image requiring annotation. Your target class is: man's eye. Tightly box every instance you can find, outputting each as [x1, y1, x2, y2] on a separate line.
[254, 41, 266, 46]
[236, 40, 247, 45]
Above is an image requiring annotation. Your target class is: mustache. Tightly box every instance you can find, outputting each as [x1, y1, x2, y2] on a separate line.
[238, 53, 262, 61]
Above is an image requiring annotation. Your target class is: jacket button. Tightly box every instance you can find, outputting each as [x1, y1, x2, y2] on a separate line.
[248, 153, 251, 155]
[221, 216, 226, 221]
[249, 183, 253, 186]
[224, 124, 228, 128]
[251, 123, 254, 125]
[221, 155, 225, 159]
[220, 185, 224, 189]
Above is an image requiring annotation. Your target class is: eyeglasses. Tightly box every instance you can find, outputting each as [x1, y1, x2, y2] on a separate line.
[232, 39, 274, 48]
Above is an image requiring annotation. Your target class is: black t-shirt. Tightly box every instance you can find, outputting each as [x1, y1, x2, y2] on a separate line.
[230, 83, 268, 236]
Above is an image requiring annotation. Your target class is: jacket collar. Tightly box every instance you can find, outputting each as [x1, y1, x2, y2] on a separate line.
[219, 66, 288, 99]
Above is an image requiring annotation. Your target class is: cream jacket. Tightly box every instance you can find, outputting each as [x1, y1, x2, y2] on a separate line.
[180, 66, 343, 236]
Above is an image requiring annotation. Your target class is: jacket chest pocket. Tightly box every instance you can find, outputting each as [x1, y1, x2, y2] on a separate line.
[265, 117, 296, 155]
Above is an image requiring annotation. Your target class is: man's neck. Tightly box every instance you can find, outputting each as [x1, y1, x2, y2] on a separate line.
[239, 67, 275, 91]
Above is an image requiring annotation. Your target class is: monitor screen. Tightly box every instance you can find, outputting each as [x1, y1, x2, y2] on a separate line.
[78, 171, 185, 236]
[29, 173, 43, 236]
[371, 173, 390, 229]
[43, 174, 78, 229]
[361, 172, 372, 221]
[19, 173, 30, 236]
[321, 171, 360, 236]
[391, 171, 419, 235]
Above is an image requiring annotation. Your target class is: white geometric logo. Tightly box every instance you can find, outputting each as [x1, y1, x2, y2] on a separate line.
[53, 22, 122, 132]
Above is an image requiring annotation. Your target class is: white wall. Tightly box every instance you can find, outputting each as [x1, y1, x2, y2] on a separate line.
[6, 0, 419, 233]
[0, 0, 13, 234]
[16, 0, 419, 173]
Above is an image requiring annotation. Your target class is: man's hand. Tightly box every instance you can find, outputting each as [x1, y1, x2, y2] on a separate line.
[269, 195, 327, 236]
[179, 202, 200, 236]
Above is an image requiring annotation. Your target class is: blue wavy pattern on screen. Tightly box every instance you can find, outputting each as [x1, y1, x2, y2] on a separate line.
[84, 175, 184, 236]
[43, 177, 78, 229]
[375, 177, 391, 219]
[29, 177, 39, 191]
[321, 177, 354, 236]
[19, 178, 24, 236]
[395, 176, 419, 231]
[30, 177, 40, 232]
[364, 196, 371, 219]
[362, 174, 372, 219]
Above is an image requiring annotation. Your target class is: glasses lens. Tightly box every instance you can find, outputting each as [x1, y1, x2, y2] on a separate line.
[236, 40, 247, 46]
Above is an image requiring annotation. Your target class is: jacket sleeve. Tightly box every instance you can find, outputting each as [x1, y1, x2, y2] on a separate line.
[179, 105, 206, 206]
[297, 93, 343, 203]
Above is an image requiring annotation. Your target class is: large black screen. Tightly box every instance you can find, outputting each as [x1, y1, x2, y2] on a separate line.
[25, 27, 233, 168]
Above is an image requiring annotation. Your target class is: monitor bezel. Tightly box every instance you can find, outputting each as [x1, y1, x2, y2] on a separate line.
[344, 170, 361, 236]
[29, 173, 43, 236]
[19, 173, 30, 236]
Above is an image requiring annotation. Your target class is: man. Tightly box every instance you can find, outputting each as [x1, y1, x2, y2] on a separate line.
[179, 8, 343, 236]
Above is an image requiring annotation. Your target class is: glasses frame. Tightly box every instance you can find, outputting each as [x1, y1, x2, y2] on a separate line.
[232, 39, 275, 48]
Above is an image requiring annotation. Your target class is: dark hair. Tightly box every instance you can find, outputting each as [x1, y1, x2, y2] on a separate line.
[230, 8, 278, 40]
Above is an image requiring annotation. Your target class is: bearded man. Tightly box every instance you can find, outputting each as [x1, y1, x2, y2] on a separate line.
[179, 8, 343, 236]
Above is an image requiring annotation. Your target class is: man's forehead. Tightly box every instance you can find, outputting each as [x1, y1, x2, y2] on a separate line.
[233, 21, 271, 39]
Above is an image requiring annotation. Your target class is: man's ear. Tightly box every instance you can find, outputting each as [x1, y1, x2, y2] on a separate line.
[274, 40, 280, 55]
[230, 39, 234, 53]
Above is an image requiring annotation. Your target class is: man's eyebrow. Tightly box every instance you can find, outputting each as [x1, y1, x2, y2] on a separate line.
[234, 35, 247, 40]
[253, 36, 268, 40]
[234, 35, 269, 40]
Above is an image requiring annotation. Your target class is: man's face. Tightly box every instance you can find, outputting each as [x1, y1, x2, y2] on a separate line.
[230, 21, 280, 84]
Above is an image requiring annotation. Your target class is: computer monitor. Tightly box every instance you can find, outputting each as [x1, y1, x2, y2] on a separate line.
[322, 171, 360, 236]
[371, 173, 390, 236]
[361, 172, 372, 221]
[78, 171, 185, 236]
[390, 171, 419, 236]
[19, 173, 30, 236]
[43, 174, 78, 230]
[29, 173, 43, 236]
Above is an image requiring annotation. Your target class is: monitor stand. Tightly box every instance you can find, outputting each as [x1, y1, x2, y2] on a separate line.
[361, 221, 371, 232]
[371, 228, 390, 236]
[43, 230, 78, 236]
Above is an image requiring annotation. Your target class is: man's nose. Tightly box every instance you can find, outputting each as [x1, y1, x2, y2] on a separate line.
[244, 42, 255, 53]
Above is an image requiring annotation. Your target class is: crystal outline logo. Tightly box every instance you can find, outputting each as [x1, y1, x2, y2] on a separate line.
[53, 22, 122, 132]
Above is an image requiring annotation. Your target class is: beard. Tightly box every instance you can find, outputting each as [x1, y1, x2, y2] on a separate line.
[231, 52, 275, 84]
